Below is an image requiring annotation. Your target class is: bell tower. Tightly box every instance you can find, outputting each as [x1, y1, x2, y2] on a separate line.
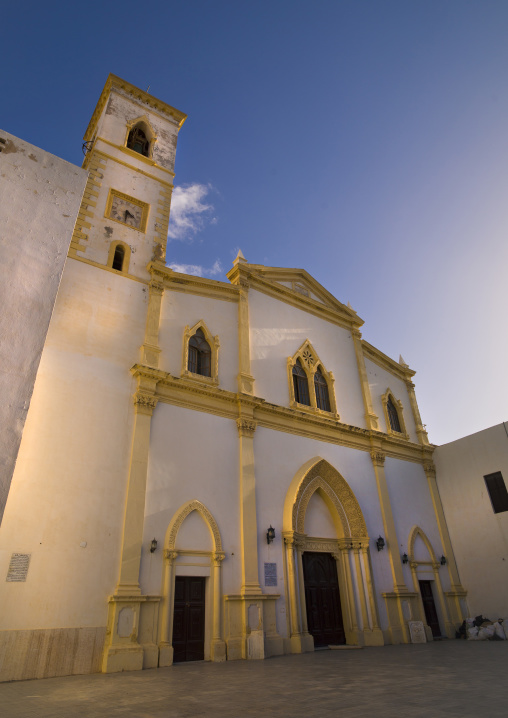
[69, 75, 187, 279]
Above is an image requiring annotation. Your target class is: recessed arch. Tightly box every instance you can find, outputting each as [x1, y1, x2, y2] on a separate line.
[283, 457, 368, 538]
[408, 525, 437, 565]
[125, 115, 156, 158]
[165, 499, 223, 552]
[287, 340, 338, 415]
[107, 240, 131, 273]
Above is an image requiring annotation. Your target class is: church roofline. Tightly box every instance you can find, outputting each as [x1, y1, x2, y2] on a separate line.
[83, 74, 187, 141]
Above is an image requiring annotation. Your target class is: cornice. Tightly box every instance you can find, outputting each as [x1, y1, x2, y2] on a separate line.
[362, 340, 416, 381]
[131, 364, 433, 464]
[84, 74, 187, 141]
[145, 262, 240, 303]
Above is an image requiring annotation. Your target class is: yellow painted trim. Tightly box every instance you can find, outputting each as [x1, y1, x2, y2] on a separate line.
[362, 341, 416, 381]
[84, 73, 187, 143]
[90, 149, 175, 189]
[67, 254, 148, 285]
[105, 188, 150, 233]
[97, 138, 177, 179]
[107, 240, 131, 274]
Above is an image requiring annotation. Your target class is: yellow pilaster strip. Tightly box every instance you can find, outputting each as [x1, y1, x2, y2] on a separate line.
[352, 329, 380, 430]
[237, 279, 255, 394]
[140, 266, 166, 367]
[68, 153, 106, 258]
[237, 416, 261, 595]
[405, 377, 430, 445]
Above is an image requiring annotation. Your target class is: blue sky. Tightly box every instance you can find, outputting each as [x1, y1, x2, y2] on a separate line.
[2, 1, 508, 444]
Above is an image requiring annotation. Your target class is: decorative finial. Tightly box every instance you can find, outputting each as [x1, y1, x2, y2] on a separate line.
[347, 301, 357, 313]
[399, 354, 409, 367]
[234, 249, 247, 265]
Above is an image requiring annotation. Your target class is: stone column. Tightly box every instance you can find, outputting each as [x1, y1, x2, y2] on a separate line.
[237, 278, 255, 395]
[352, 328, 380, 431]
[141, 271, 164, 368]
[237, 417, 261, 595]
[423, 460, 467, 626]
[284, 533, 303, 652]
[159, 549, 178, 667]
[353, 546, 370, 630]
[405, 378, 429, 445]
[337, 546, 358, 640]
[103, 383, 158, 673]
[211, 551, 227, 661]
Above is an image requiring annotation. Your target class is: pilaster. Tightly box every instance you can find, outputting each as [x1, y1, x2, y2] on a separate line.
[405, 378, 429, 445]
[236, 415, 261, 595]
[352, 329, 380, 430]
[140, 264, 165, 368]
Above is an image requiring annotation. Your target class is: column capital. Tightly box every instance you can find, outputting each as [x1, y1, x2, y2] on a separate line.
[163, 549, 178, 563]
[236, 417, 257, 438]
[370, 451, 385, 467]
[134, 391, 158, 415]
[423, 461, 436, 477]
[149, 280, 165, 296]
[213, 551, 226, 566]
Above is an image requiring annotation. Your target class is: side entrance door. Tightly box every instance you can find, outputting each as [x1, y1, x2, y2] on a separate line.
[419, 580, 441, 637]
[172, 576, 206, 662]
[302, 552, 345, 647]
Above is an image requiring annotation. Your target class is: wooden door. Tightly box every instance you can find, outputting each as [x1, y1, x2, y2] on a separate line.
[172, 576, 206, 662]
[302, 552, 345, 647]
[419, 580, 441, 637]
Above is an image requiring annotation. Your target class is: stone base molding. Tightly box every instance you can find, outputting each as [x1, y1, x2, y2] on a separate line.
[224, 594, 284, 661]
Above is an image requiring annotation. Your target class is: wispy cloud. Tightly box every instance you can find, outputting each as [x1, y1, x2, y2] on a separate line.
[168, 183, 217, 241]
[168, 259, 223, 278]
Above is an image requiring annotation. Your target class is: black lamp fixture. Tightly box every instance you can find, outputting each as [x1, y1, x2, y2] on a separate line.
[402, 553, 409, 564]
[267, 526, 276, 544]
[440, 555, 447, 565]
[150, 538, 158, 553]
[376, 536, 385, 551]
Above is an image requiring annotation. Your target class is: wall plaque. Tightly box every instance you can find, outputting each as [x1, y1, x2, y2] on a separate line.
[264, 562, 277, 587]
[6, 553, 31, 582]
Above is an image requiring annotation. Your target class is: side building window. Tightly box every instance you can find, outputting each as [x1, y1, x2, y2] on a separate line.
[182, 321, 220, 385]
[484, 472, 508, 514]
[382, 389, 408, 438]
[288, 340, 338, 416]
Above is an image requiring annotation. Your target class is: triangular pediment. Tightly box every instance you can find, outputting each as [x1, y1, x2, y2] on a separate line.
[228, 264, 363, 327]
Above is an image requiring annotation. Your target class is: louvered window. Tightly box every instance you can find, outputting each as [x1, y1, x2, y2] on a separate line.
[314, 367, 331, 412]
[292, 359, 310, 406]
[484, 472, 508, 514]
[387, 396, 401, 432]
[188, 329, 211, 377]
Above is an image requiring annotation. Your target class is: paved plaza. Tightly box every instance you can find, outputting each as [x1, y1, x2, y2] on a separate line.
[1, 642, 507, 717]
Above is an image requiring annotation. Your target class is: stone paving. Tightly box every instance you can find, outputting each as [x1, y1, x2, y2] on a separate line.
[1, 642, 507, 717]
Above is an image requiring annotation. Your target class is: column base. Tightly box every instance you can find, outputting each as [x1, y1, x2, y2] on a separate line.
[158, 642, 173, 667]
[289, 632, 314, 654]
[247, 629, 265, 659]
[362, 628, 385, 646]
[211, 639, 227, 662]
[103, 644, 144, 674]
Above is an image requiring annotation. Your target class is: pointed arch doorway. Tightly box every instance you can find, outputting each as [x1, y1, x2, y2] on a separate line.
[282, 458, 384, 651]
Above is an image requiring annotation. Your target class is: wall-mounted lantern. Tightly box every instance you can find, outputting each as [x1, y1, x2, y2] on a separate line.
[440, 555, 447, 565]
[267, 526, 276, 544]
[402, 553, 409, 564]
[150, 538, 158, 553]
[376, 536, 385, 551]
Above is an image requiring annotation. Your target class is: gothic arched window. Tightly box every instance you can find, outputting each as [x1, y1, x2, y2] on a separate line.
[127, 125, 150, 157]
[292, 359, 310, 406]
[387, 396, 402, 433]
[188, 328, 211, 377]
[314, 366, 331, 412]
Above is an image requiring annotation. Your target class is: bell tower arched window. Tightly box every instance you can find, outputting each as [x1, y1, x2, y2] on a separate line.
[107, 241, 131, 274]
[292, 359, 310, 406]
[112, 244, 125, 271]
[314, 366, 331, 412]
[127, 125, 150, 157]
[188, 328, 211, 377]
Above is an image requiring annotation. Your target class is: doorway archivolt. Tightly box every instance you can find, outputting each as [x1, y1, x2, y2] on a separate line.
[158, 500, 226, 666]
[282, 458, 383, 650]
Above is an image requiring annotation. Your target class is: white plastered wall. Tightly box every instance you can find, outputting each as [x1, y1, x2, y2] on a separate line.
[158, 291, 238, 393]
[249, 289, 366, 426]
[0, 260, 147, 630]
[0, 131, 87, 523]
[253, 428, 391, 635]
[141, 405, 240, 597]
[364, 358, 417, 441]
[435, 423, 508, 618]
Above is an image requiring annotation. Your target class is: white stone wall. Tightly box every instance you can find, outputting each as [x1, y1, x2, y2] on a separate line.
[435, 423, 508, 618]
[0, 260, 146, 630]
[0, 130, 87, 524]
[249, 289, 366, 426]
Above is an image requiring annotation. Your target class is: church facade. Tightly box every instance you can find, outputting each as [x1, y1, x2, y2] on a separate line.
[0, 76, 468, 682]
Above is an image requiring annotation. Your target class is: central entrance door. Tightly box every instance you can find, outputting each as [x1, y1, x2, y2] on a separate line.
[172, 576, 206, 662]
[302, 552, 345, 647]
[419, 580, 441, 637]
